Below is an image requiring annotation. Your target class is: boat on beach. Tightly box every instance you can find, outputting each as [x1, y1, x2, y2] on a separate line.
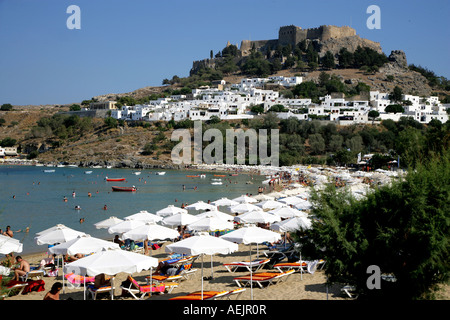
[112, 186, 137, 192]
[105, 177, 126, 182]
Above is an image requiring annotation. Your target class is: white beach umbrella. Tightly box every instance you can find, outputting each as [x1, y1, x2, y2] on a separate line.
[48, 234, 120, 294]
[220, 226, 281, 245]
[235, 210, 281, 224]
[195, 209, 234, 221]
[0, 234, 23, 254]
[156, 205, 188, 217]
[293, 200, 313, 210]
[270, 216, 312, 232]
[107, 219, 146, 234]
[121, 223, 180, 242]
[278, 196, 305, 206]
[220, 226, 281, 300]
[124, 210, 163, 223]
[229, 203, 262, 214]
[232, 195, 258, 204]
[93, 217, 124, 230]
[49, 234, 119, 255]
[161, 212, 200, 227]
[211, 197, 239, 207]
[165, 235, 238, 299]
[186, 216, 234, 232]
[253, 194, 275, 201]
[35, 224, 74, 237]
[269, 206, 307, 219]
[34, 225, 86, 245]
[255, 200, 285, 210]
[63, 248, 158, 300]
[185, 201, 217, 211]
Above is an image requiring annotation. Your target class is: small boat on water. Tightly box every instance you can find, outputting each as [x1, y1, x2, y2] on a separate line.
[105, 177, 126, 182]
[230, 174, 238, 176]
[200, 174, 206, 178]
[132, 172, 141, 175]
[155, 172, 166, 175]
[84, 171, 93, 174]
[211, 178, 222, 181]
[186, 175, 200, 178]
[214, 174, 226, 177]
[43, 169, 55, 173]
[112, 186, 137, 192]
[211, 182, 223, 185]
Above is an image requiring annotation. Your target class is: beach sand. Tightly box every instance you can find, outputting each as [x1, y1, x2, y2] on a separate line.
[4, 243, 345, 301]
[4, 243, 450, 301]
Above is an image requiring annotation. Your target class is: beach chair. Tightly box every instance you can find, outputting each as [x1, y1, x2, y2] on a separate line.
[221, 288, 246, 300]
[121, 275, 178, 299]
[223, 259, 270, 273]
[87, 284, 115, 300]
[19, 269, 45, 282]
[146, 260, 198, 283]
[5, 282, 28, 296]
[169, 290, 230, 301]
[341, 285, 358, 299]
[64, 273, 95, 288]
[233, 270, 295, 289]
[274, 259, 326, 273]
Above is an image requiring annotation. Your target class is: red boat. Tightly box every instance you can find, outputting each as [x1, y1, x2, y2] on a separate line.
[112, 186, 137, 192]
[106, 177, 126, 182]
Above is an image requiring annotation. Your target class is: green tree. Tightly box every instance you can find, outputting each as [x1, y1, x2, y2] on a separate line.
[368, 110, 380, 123]
[322, 51, 335, 69]
[0, 137, 17, 147]
[308, 133, 325, 155]
[69, 104, 81, 111]
[1, 103, 13, 111]
[301, 152, 449, 300]
[385, 104, 405, 114]
[104, 117, 118, 129]
[389, 86, 403, 102]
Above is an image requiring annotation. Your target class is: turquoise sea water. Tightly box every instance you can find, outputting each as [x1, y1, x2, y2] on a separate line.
[0, 165, 265, 255]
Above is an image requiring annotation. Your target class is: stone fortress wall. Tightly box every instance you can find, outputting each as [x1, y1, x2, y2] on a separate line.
[240, 25, 359, 55]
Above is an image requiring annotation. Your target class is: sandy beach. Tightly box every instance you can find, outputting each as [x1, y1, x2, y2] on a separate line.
[3, 242, 448, 302]
[3, 243, 344, 301]
[2, 164, 448, 303]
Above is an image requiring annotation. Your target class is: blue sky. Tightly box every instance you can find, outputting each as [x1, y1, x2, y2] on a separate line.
[0, 0, 449, 105]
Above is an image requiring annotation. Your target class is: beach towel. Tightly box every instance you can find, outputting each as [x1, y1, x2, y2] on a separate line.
[7, 279, 46, 294]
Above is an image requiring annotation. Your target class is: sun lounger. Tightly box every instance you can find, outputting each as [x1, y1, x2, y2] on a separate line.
[169, 290, 234, 301]
[121, 275, 178, 299]
[223, 259, 270, 273]
[233, 269, 295, 289]
[341, 285, 358, 299]
[19, 269, 45, 282]
[5, 282, 28, 296]
[87, 284, 115, 300]
[64, 273, 95, 287]
[222, 288, 246, 300]
[274, 259, 325, 273]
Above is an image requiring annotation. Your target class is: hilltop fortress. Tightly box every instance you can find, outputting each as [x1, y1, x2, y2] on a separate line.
[240, 25, 369, 55]
[191, 25, 382, 74]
